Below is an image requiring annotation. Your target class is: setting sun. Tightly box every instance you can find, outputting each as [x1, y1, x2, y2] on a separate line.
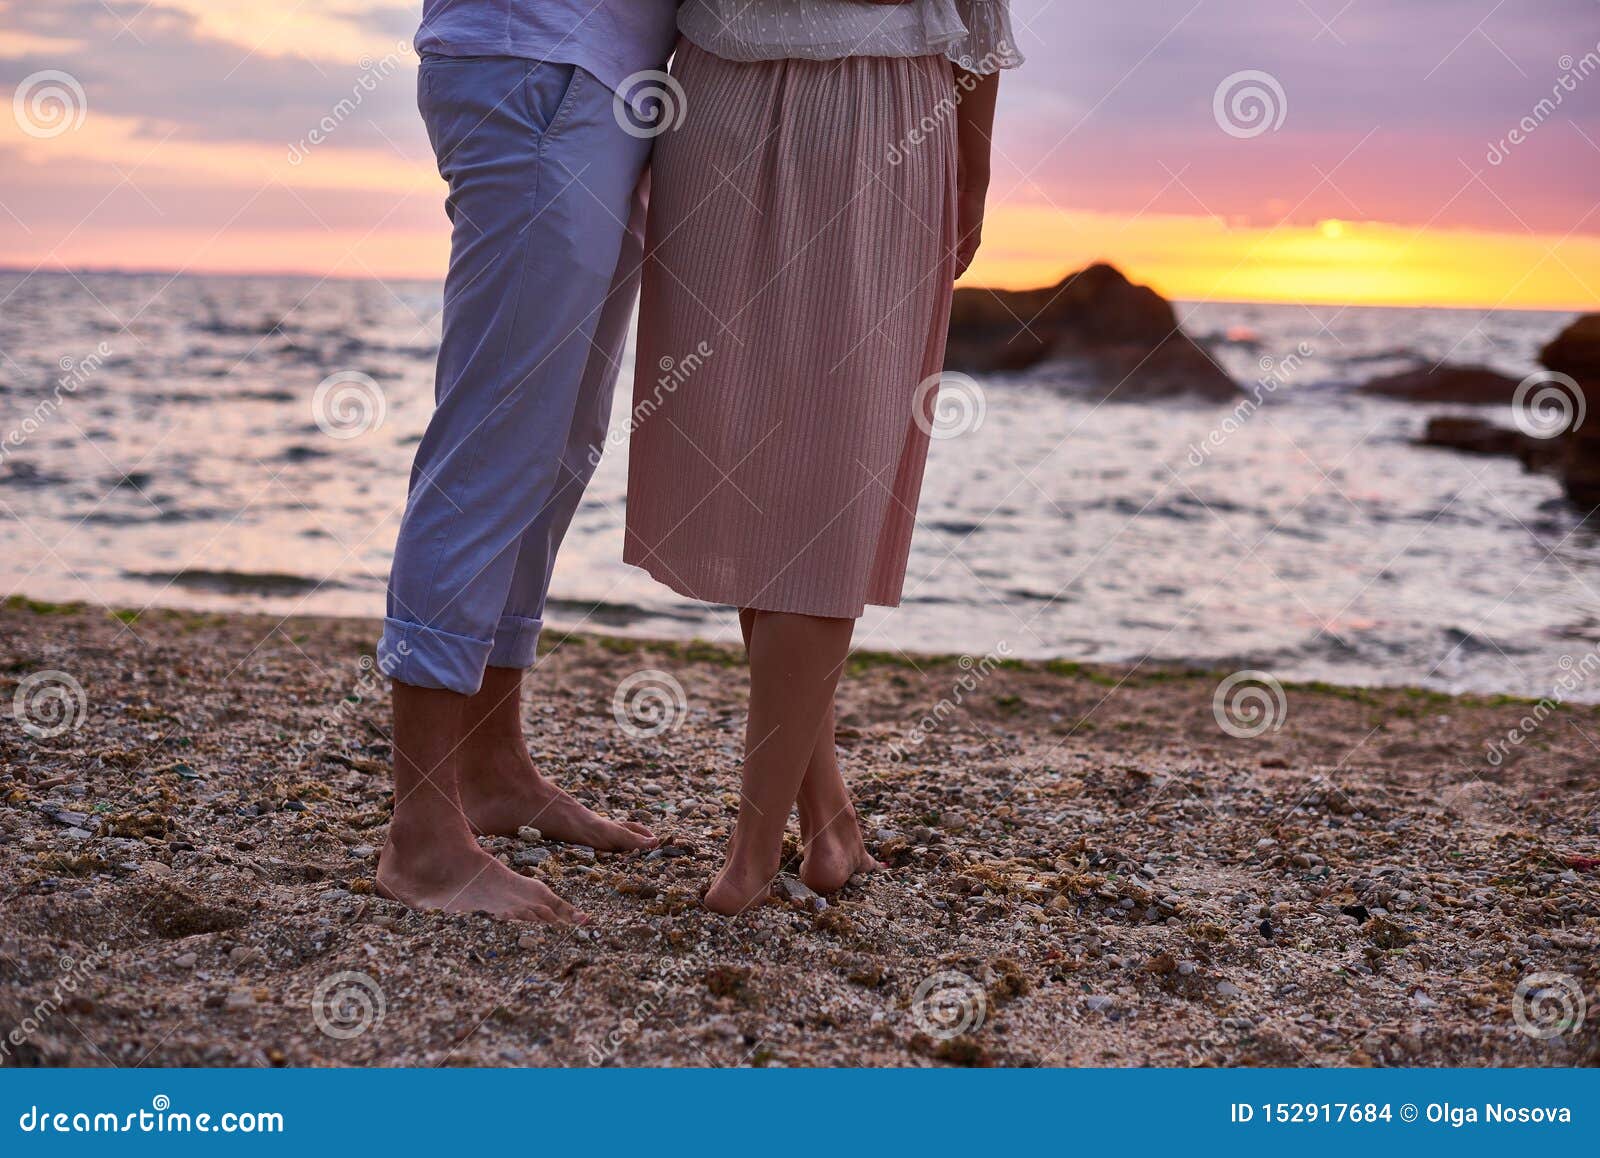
[967, 206, 1599, 310]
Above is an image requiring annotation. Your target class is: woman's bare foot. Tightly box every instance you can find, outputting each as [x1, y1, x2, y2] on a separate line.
[702, 853, 779, 916]
[459, 738, 657, 850]
[700, 609, 857, 916]
[376, 838, 587, 924]
[799, 804, 884, 893]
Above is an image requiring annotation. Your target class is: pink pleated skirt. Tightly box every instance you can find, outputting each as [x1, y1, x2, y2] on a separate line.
[623, 40, 958, 619]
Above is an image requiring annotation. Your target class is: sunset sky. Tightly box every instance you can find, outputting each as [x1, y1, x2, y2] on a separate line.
[1, 0, 1596, 309]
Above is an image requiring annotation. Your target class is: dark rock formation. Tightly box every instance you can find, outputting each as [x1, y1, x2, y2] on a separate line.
[1357, 363, 1522, 403]
[1541, 314, 1600, 372]
[1430, 314, 1600, 509]
[1413, 415, 1564, 472]
[1538, 314, 1600, 508]
[1415, 415, 1525, 457]
[945, 263, 1239, 401]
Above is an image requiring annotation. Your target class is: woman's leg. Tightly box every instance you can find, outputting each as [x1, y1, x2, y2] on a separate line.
[793, 697, 886, 892]
[705, 610, 855, 914]
[737, 611, 883, 893]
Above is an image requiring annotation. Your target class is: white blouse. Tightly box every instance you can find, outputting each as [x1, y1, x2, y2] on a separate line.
[677, 0, 1024, 73]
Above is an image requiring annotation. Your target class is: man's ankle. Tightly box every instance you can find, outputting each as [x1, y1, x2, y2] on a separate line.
[385, 806, 476, 855]
[460, 727, 526, 747]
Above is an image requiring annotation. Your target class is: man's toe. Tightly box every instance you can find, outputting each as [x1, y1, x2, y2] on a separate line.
[620, 821, 659, 846]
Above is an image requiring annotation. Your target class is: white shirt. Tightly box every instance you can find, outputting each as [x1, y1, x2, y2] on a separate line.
[678, 0, 1024, 73]
[415, 1, 678, 95]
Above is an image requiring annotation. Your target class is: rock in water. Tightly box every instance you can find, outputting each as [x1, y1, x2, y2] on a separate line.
[944, 262, 1239, 401]
[1414, 415, 1562, 472]
[1357, 363, 1523, 403]
[1539, 314, 1600, 507]
[1541, 314, 1600, 373]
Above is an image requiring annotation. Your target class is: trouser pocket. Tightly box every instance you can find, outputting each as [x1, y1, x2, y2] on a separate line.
[419, 57, 582, 179]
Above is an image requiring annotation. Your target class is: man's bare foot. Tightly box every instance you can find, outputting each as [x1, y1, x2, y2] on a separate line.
[798, 805, 884, 893]
[459, 738, 657, 850]
[376, 839, 587, 924]
[383, 679, 587, 925]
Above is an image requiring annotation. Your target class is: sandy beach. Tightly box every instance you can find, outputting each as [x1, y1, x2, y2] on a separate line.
[1, 597, 1596, 1067]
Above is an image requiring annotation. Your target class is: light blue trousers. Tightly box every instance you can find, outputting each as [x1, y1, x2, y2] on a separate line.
[379, 56, 650, 694]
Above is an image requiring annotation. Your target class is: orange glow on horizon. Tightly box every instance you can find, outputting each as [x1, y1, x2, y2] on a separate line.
[962, 205, 1599, 312]
[2, 5, 1594, 316]
[2, 133, 1594, 312]
[4, 103, 1594, 312]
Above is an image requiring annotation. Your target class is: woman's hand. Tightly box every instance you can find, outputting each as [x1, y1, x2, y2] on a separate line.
[955, 163, 989, 279]
[952, 69, 1000, 279]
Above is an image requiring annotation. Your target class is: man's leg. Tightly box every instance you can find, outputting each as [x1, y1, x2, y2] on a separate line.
[377, 58, 649, 920]
[457, 666, 659, 849]
[381, 61, 649, 686]
[456, 175, 656, 850]
[377, 682, 586, 923]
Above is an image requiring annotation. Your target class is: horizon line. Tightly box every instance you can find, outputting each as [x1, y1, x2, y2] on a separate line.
[0, 262, 1592, 316]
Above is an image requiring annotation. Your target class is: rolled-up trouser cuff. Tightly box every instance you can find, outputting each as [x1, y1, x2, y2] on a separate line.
[486, 614, 543, 669]
[377, 617, 493, 695]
